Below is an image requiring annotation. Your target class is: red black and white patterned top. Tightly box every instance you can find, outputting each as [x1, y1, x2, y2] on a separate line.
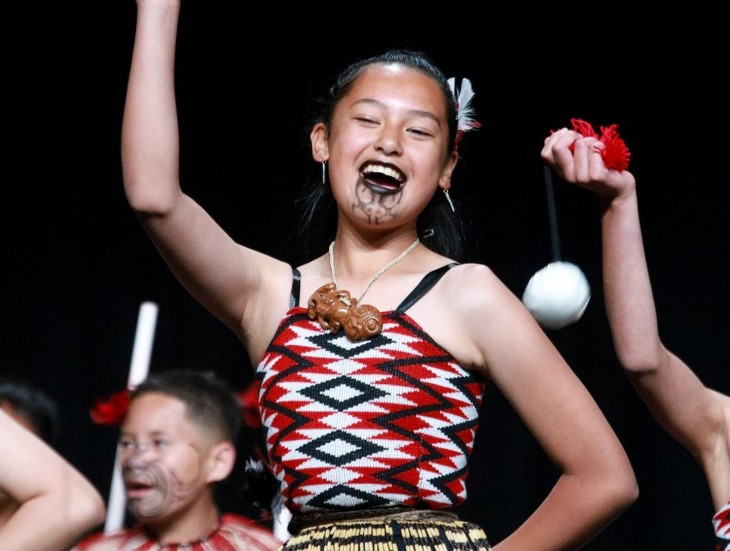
[714, 500, 730, 550]
[71, 513, 282, 551]
[256, 264, 487, 515]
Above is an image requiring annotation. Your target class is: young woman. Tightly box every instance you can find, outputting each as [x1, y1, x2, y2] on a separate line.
[122, 1, 638, 548]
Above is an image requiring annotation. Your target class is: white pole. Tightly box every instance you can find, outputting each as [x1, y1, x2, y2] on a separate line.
[104, 301, 158, 534]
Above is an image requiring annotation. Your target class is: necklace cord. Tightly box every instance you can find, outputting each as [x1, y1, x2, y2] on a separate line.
[329, 238, 420, 303]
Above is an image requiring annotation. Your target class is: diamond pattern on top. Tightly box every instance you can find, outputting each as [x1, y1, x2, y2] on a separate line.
[257, 310, 486, 514]
[300, 376, 388, 410]
[308, 484, 392, 510]
[299, 429, 388, 464]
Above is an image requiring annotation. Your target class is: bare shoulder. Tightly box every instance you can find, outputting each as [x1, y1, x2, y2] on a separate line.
[438, 262, 525, 314]
[408, 262, 536, 372]
[242, 253, 305, 362]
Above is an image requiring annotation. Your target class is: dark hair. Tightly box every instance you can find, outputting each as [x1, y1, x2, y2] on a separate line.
[131, 369, 242, 444]
[294, 49, 469, 262]
[0, 378, 61, 444]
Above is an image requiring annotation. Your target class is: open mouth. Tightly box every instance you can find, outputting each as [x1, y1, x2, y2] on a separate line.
[125, 479, 155, 499]
[124, 478, 155, 498]
[360, 162, 406, 195]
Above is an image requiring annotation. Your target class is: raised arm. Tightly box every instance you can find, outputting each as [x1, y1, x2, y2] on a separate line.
[542, 128, 730, 510]
[0, 409, 106, 551]
[122, 1, 291, 350]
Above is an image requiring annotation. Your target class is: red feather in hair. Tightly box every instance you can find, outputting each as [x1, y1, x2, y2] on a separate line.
[89, 389, 130, 426]
[238, 380, 262, 429]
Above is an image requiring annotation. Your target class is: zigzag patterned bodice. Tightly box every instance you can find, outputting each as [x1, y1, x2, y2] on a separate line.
[256, 265, 486, 515]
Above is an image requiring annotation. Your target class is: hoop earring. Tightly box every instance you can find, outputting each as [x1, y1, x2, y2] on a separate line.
[322, 161, 327, 185]
[443, 188, 455, 212]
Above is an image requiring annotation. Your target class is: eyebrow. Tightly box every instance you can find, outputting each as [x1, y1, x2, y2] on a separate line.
[119, 429, 167, 438]
[349, 98, 442, 126]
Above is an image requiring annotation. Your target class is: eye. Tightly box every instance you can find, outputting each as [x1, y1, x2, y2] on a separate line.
[407, 127, 433, 138]
[153, 438, 169, 448]
[118, 439, 134, 450]
[354, 115, 379, 126]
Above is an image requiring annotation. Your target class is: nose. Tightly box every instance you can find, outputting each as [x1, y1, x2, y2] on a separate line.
[121, 441, 153, 465]
[374, 123, 403, 156]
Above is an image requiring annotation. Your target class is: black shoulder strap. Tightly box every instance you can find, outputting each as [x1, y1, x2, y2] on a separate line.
[395, 262, 459, 313]
[290, 268, 302, 308]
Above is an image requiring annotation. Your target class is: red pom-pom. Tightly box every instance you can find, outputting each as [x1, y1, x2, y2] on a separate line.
[89, 389, 130, 426]
[570, 118, 598, 139]
[598, 123, 631, 171]
[568, 118, 631, 171]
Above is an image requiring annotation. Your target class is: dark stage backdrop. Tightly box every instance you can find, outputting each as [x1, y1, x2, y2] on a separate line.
[3, 2, 728, 548]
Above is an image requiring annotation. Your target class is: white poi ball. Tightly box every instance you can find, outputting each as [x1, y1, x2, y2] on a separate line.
[522, 261, 591, 330]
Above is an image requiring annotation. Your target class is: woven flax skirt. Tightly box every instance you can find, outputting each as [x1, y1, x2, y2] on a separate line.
[282, 509, 492, 551]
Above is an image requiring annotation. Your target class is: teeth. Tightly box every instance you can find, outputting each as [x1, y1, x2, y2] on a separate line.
[362, 164, 403, 182]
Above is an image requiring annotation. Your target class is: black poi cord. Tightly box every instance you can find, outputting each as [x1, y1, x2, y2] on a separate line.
[543, 165, 561, 263]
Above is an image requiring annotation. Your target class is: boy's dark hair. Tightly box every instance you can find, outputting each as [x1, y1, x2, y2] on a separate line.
[131, 369, 242, 443]
[0, 377, 61, 444]
[295, 49, 469, 263]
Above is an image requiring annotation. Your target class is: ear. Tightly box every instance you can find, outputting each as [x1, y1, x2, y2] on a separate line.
[439, 150, 459, 190]
[205, 441, 236, 483]
[310, 123, 329, 162]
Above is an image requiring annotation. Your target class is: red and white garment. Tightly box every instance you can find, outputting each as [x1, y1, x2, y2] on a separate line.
[72, 513, 282, 551]
[257, 265, 487, 515]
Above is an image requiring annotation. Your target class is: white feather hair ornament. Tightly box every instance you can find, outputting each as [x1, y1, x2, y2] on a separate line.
[447, 77, 481, 144]
[245, 457, 266, 473]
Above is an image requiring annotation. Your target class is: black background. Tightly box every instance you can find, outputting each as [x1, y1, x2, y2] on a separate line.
[3, 1, 729, 548]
